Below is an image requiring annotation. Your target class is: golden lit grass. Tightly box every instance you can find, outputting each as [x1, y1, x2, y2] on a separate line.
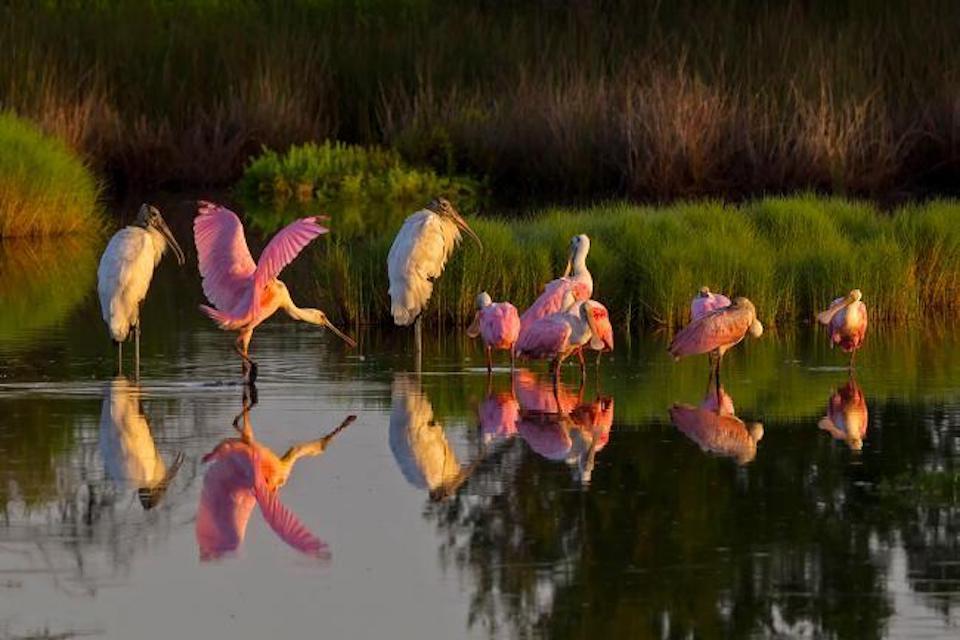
[300, 196, 960, 329]
[0, 112, 101, 237]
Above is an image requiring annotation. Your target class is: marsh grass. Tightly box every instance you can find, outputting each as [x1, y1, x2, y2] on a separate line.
[299, 196, 960, 330]
[0, 112, 101, 237]
[237, 141, 483, 236]
[3, 1, 960, 198]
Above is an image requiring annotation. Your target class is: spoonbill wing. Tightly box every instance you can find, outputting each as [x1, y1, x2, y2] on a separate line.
[252, 463, 327, 557]
[194, 202, 258, 315]
[669, 305, 753, 358]
[520, 278, 590, 333]
[253, 216, 329, 294]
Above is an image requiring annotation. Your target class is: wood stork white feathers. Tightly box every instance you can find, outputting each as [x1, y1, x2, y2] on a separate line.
[97, 203, 185, 379]
[387, 197, 482, 362]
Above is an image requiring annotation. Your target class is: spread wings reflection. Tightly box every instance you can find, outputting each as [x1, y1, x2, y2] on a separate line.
[196, 392, 355, 560]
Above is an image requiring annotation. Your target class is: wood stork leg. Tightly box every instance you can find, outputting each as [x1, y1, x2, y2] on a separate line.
[134, 323, 141, 382]
[116, 341, 123, 376]
[414, 315, 423, 373]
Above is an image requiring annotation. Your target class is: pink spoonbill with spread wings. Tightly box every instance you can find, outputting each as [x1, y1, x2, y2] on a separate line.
[194, 202, 355, 383]
[817, 289, 868, 368]
[467, 292, 521, 373]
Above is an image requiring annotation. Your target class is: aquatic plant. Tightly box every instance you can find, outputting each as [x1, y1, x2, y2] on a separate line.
[2, 1, 960, 199]
[0, 112, 101, 237]
[237, 141, 482, 236]
[300, 196, 960, 330]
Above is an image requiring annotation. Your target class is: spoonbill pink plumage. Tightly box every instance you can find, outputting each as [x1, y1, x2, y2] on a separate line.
[466, 292, 520, 372]
[817, 289, 868, 367]
[193, 201, 355, 384]
[518, 234, 593, 338]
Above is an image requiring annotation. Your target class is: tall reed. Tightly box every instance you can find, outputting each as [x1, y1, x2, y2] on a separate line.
[1, 1, 959, 199]
[299, 196, 960, 330]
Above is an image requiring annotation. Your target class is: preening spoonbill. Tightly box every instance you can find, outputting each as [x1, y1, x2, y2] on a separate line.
[99, 377, 184, 509]
[818, 378, 868, 451]
[817, 289, 867, 367]
[691, 286, 731, 321]
[97, 203, 185, 379]
[193, 202, 355, 384]
[387, 197, 482, 364]
[519, 234, 593, 337]
[466, 292, 520, 373]
[668, 296, 763, 404]
[515, 292, 613, 383]
[478, 387, 520, 445]
[196, 402, 355, 560]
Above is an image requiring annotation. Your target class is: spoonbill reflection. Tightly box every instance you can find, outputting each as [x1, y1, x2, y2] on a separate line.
[817, 289, 868, 368]
[478, 385, 520, 445]
[97, 203, 185, 379]
[387, 197, 482, 364]
[669, 385, 763, 465]
[515, 370, 614, 484]
[196, 399, 355, 560]
[818, 378, 869, 451]
[194, 201, 355, 384]
[99, 377, 184, 509]
[467, 292, 520, 373]
[669, 296, 763, 406]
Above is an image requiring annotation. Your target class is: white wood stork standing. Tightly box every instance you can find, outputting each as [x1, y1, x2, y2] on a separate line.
[97, 204, 184, 379]
[387, 197, 482, 368]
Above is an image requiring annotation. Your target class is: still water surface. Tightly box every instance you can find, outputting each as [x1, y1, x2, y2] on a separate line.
[0, 240, 959, 639]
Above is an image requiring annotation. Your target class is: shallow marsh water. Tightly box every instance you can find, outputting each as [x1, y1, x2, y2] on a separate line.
[0, 238, 959, 639]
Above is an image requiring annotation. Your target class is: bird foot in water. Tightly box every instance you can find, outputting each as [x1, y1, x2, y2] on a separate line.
[244, 361, 259, 385]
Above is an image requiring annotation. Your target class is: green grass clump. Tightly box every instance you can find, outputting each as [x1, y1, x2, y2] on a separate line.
[237, 141, 483, 237]
[0, 112, 101, 237]
[298, 195, 960, 330]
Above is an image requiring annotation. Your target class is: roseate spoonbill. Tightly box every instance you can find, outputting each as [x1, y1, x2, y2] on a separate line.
[466, 292, 521, 373]
[691, 286, 731, 321]
[387, 197, 482, 365]
[194, 202, 355, 384]
[389, 374, 474, 501]
[515, 292, 613, 383]
[669, 401, 764, 466]
[519, 234, 593, 338]
[196, 402, 355, 560]
[817, 289, 867, 367]
[99, 378, 184, 509]
[818, 378, 868, 451]
[97, 203, 185, 380]
[668, 296, 763, 406]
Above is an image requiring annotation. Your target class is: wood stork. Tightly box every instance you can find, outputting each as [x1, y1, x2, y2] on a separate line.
[97, 203, 185, 380]
[387, 197, 482, 367]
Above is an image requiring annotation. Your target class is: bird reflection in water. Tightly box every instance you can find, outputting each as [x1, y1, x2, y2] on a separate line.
[818, 377, 869, 451]
[99, 377, 184, 510]
[389, 374, 480, 501]
[670, 378, 764, 465]
[196, 389, 356, 560]
[514, 370, 614, 484]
